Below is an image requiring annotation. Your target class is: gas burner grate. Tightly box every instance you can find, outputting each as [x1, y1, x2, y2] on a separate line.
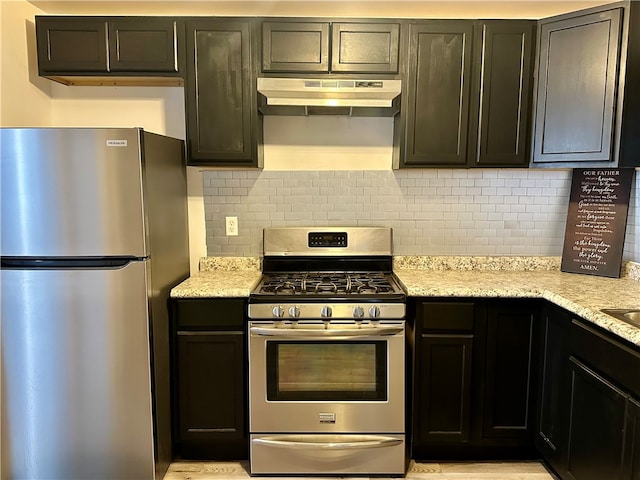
[256, 271, 400, 296]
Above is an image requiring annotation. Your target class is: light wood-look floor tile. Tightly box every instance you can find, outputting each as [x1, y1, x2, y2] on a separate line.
[164, 460, 558, 480]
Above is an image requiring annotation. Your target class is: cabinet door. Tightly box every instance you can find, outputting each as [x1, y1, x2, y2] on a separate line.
[185, 19, 258, 166]
[36, 17, 108, 73]
[413, 301, 475, 450]
[536, 305, 570, 472]
[624, 398, 640, 480]
[416, 333, 473, 444]
[470, 21, 535, 167]
[108, 17, 179, 72]
[566, 357, 627, 480]
[331, 23, 400, 73]
[262, 22, 330, 72]
[483, 302, 538, 440]
[532, 8, 622, 164]
[176, 332, 245, 449]
[404, 21, 473, 167]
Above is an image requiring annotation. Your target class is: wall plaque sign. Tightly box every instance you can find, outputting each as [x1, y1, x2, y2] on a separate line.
[561, 168, 634, 278]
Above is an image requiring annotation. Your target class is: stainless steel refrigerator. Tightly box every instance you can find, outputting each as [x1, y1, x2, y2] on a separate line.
[0, 128, 190, 480]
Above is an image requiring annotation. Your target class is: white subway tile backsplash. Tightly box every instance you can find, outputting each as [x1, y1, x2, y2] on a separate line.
[201, 169, 639, 262]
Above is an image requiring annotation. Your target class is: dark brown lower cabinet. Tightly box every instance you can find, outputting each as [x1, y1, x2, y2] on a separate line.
[560, 319, 640, 480]
[625, 398, 640, 480]
[171, 298, 247, 459]
[412, 301, 476, 456]
[412, 299, 539, 459]
[535, 304, 571, 474]
[176, 332, 245, 457]
[483, 302, 539, 440]
[416, 333, 473, 444]
[534, 315, 640, 480]
[565, 357, 627, 480]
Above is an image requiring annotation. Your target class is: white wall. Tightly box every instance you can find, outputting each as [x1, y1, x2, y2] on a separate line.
[0, 0, 52, 126]
[25, 0, 619, 19]
[263, 116, 395, 170]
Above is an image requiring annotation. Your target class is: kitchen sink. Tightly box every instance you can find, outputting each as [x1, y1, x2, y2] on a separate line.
[601, 309, 640, 328]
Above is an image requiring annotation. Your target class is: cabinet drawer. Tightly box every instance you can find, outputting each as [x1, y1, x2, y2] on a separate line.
[175, 298, 245, 329]
[419, 302, 475, 331]
[570, 319, 640, 398]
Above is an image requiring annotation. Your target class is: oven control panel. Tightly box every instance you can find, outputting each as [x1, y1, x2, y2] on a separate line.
[308, 232, 347, 247]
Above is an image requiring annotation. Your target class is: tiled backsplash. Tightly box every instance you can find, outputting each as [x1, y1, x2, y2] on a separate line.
[202, 169, 639, 262]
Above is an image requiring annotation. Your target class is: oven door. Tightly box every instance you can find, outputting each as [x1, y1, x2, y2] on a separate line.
[248, 320, 405, 434]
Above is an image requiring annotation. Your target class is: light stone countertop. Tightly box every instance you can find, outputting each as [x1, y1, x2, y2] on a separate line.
[394, 268, 640, 347]
[171, 256, 262, 298]
[170, 269, 261, 298]
[170, 256, 640, 347]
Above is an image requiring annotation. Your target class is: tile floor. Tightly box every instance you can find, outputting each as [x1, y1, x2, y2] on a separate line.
[164, 460, 558, 479]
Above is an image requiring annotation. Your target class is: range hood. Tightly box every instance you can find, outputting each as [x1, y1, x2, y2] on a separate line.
[257, 77, 402, 116]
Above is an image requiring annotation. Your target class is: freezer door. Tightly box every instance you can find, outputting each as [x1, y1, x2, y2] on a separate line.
[1, 261, 155, 480]
[1, 128, 147, 257]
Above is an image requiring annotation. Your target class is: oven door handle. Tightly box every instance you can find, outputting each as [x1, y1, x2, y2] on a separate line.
[249, 326, 403, 337]
[252, 435, 403, 450]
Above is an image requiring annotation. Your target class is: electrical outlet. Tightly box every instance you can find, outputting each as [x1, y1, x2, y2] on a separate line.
[225, 216, 238, 236]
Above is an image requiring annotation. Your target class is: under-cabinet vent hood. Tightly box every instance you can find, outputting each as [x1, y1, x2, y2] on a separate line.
[257, 77, 402, 116]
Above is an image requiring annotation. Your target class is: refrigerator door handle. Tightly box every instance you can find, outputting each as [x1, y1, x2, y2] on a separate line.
[0, 256, 144, 269]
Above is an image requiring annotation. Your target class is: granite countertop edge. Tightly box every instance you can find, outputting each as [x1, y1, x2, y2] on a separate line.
[394, 268, 640, 347]
[170, 256, 640, 347]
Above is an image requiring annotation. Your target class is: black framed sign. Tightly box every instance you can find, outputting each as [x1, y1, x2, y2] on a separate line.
[561, 168, 634, 278]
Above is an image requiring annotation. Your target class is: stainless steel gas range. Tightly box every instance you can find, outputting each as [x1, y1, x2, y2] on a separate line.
[248, 227, 407, 476]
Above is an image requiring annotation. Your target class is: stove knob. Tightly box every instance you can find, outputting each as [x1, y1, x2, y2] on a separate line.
[288, 306, 301, 318]
[321, 306, 333, 318]
[272, 306, 285, 318]
[353, 306, 365, 318]
[369, 306, 381, 318]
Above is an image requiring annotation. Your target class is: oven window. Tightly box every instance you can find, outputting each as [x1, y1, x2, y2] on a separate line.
[266, 341, 387, 401]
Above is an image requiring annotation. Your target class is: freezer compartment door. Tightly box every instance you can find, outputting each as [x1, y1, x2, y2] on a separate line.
[1, 261, 154, 480]
[1, 128, 147, 257]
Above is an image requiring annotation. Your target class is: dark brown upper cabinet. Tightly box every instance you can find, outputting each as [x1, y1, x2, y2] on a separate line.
[531, 2, 640, 168]
[35, 16, 182, 85]
[184, 18, 262, 167]
[261, 20, 400, 74]
[402, 20, 535, 168]
[36, 17, 109, 74]
[469, 21, 535, 167]
[531, 7, 622, 166]
[108, 18, 179, 73]
[403, 21, 473, 167]
[331, 23, 400, 73]
[262, 22, 330, 73]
